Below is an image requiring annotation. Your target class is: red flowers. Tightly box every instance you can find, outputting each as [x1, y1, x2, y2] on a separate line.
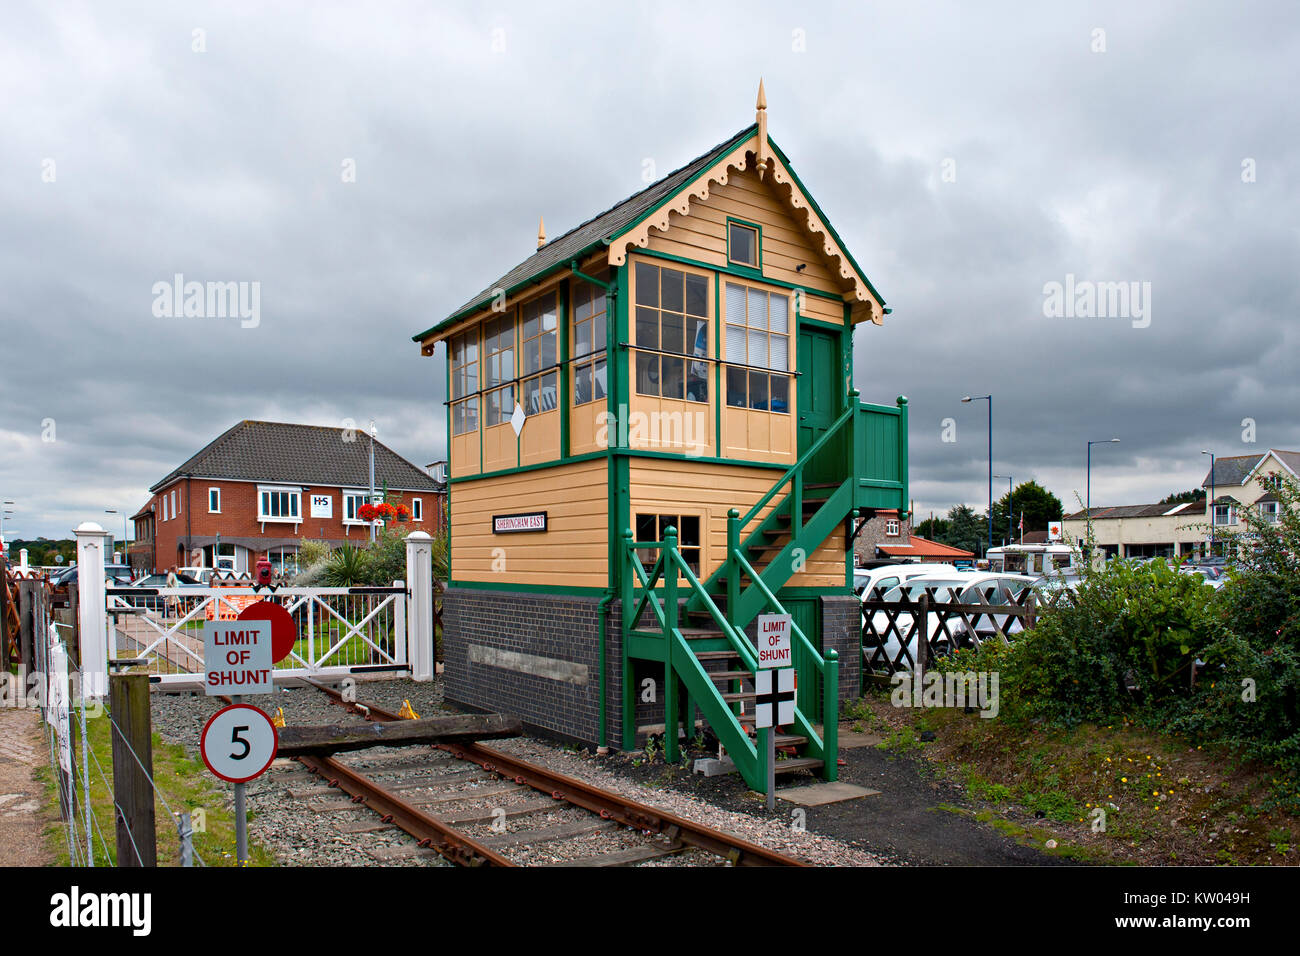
[357, 502, 411, 523]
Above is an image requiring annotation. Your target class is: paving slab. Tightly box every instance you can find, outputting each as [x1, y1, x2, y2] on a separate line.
[777, 781, 881, 806]
[838, 731, 885, 749]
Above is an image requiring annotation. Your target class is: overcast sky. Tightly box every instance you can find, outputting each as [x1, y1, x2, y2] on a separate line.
[2, 1, 1297, 542]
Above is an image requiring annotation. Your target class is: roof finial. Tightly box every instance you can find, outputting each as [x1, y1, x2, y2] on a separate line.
[756, 78, 767, 113]
[755, 78, 769, 178]
[537, 216, 546, 249]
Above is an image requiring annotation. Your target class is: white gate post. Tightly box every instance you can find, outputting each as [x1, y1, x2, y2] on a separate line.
[74, 521, 110, 699]
[404, 531, 433, 681]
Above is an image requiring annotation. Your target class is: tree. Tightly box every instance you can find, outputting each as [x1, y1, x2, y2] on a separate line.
[941, 504, 985, 555]
[1160, 489, 1204, 505]
[988, 481, 1063, 541]
[914, 516, 950, 541]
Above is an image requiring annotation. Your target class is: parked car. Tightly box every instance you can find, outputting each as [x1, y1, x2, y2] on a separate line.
[853, 562, 964, 600]
[52, 564, 136, 587]
[863, 572, 1036, 670]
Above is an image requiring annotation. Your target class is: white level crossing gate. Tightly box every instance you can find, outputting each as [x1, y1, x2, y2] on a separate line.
[74, 523, 436, 690]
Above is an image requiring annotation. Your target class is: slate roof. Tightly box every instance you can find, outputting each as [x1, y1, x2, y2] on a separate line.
[413, 124, 759, 342]
[149, 421, 438, 493]
[1064, 499, 1205, 521]
[1201, 450, 1300, 488]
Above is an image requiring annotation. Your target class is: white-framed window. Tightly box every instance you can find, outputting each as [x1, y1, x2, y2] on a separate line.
[885, 519, 900, 537]
[257, 485, 301, 523]
[266, 546, 299, 574]
[170, 490, 177, 518]
[412, 498, 423, 522]
[1260, 501, 1280, 524]
[160, 496, 167, 521]
[208, 488, 221, 513]
[343, 490, 371, 524]
[1214, 503, 1234, 526]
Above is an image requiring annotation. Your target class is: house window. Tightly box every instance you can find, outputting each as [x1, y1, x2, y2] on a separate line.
[886, 519, 900, 537]
[635, 513, 701, 576]
[1260, 501, 1280, 524]
[728, 222, 759, 268]
[171, 490, 178, 518]
[633, 262, 709, 403]
[450, 330, 479, 436]
[520, 292, 558, 415]
[208, 488, 221, 513]
[724, 282, 790, 412]
[483, 313, 516, 427]
[1213, 503, 1234, 526]
[412, 498, 423, 522]
[1263, 474, 1283, 491]
[343, 490, 370, 524]
[266, 547, 299, 575]
[572, 276, 608, 406]
[258, 486, 301, 522]
[160, 496, 168, 521]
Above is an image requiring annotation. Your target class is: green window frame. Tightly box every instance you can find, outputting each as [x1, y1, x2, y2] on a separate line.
[726, 219, 761, 271]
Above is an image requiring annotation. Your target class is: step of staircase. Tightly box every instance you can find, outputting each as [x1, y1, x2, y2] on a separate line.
[773, 757, 824, 776]
[678, 627, 726, 640]
[706, 669, 752, 681]
[693, 650, 741, 661]
[721, 691, 755, 704]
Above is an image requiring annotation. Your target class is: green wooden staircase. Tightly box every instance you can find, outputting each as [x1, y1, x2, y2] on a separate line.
[620, 392, 907, 793]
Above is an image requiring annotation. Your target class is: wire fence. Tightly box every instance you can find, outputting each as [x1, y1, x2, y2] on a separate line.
[37, 607, 207, 867]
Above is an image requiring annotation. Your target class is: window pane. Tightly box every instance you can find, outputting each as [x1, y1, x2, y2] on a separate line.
[727, 366, 747, 406]
[487, 388, 501, 425]
[685, 275, 708, 317]
[662, 310, 685, 354]
[464, 362, 477, 394]
[593, 313, 606, 351]
[770, 333, 788, 371]
[574, 364, 592, 405]
[749, 370, 769, 411]
[687, 317, 708, 358]
[635, 352, 659, 396]
[575, 287, 592, 322]
[635, 307, 659, 350]
[523, 300, 539, 341]
[661, 356, 684, 400]
[725, 283, 746, 325]
[729, 223, 756, 265]
[726, 324, 746, 362]
[680, 516, 700, 547]
[464, 397, 478, 432]
[540, 294, 557, 332]
[687, 359, 708, 404]
[523, 337, 539, 376]
[575, 318, 592, 355]
[747, 287, 768, 329]
[770, 374, 790, 413]
[592, 358, 607, 400]
[540, 372, 557, 411]
[747, 329, 768, 368]
[541, 330, 556, 368]
[661, 269, 684, 314]
[770, 294, 788, 332]
[635, 262, 658, 306]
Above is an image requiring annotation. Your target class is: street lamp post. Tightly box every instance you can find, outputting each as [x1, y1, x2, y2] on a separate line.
[961, 395, 993, 556]
[368, 420, 378, 543]
[1201, 449, 1216, 557]
[1086, 438, 1121, 547]
[0, 500, 13, 545]
[993, 475, 1013, 544]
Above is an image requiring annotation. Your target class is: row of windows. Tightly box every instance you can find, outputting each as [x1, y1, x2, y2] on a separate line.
[451, 278, 609, 436]
[1215, 501, 1282, 525]
[162, 486, 424, 522]
[451, 264, 802, 438]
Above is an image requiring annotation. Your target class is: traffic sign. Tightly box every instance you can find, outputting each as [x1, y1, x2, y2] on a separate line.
[754, 667, 795, 729]
[204, 620, 272, 695]
[200, 703, 278, 783]
[237, 601, 296, 663]
[756, 614, 792, 668]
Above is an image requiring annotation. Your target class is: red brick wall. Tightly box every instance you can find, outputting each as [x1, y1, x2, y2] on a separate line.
[138, 479, 439, 572]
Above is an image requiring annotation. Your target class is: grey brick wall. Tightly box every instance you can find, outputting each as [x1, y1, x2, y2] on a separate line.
[443, 587, 860, 748]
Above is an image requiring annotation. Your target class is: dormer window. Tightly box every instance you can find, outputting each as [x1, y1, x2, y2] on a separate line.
[1214, 502, 1234, 526]
[1260, 501, 1280, 524]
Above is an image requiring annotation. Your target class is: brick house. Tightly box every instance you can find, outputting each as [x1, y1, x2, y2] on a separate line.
[853, 512, 975, 565]
[128, 420, 444, 575]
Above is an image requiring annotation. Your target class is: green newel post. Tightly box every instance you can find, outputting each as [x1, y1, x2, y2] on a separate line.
[621, 528, 636, 751]
[662, 526, 679, 764]
[823, 648, 839, 782]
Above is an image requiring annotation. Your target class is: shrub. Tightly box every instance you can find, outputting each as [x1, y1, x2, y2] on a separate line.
[323, 544, 370, 587]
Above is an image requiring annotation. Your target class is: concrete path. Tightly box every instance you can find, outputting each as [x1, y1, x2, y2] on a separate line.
[0, 707, 54, 866]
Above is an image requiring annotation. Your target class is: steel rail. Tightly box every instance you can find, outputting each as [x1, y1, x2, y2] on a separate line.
[298, 677, 807, 867]
[440, 741, 806, 867]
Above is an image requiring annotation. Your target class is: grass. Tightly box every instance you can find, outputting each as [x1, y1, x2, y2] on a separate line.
[853, 688, 1300, 866]
[41, 711, 277, 867]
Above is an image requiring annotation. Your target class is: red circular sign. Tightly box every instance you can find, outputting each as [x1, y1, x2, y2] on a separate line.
[200, 703, 279, 784]
[238, 600, 296, 663]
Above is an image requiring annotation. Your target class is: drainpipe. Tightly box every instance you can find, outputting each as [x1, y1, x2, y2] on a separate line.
[596, 591, 613, 751]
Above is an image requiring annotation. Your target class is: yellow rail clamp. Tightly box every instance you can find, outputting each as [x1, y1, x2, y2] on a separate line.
[272, 707, 285, 728]
[398, 699, 419, 720]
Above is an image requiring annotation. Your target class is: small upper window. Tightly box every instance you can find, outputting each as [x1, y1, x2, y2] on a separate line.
[886, 519, 900, 537]
[208, 488, 221, 513]
[728, 222, 758, 268]
[412, 498, 423, 521]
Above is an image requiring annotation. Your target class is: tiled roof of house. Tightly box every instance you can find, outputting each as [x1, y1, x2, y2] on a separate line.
[149, 421, 438, 493]
[419, 125, 760, 338]
[878, 534, 974, 559]
[1201, 450, 1300, 488]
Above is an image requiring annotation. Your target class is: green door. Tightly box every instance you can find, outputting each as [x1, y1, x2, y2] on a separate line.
[797, 326, 842, 485]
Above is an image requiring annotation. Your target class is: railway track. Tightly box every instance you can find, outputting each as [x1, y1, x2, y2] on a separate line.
[291, 677, 806, 867]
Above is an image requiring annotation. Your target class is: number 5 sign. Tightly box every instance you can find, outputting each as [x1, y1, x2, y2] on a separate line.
[201, 704, 278, 783]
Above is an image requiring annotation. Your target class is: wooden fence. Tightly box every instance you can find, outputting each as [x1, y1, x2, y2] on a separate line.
[861, 584, 1074, 677]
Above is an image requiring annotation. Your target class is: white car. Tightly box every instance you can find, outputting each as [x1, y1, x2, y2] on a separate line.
[863, 572, 1037, 671]
[854, 563, 967, 601]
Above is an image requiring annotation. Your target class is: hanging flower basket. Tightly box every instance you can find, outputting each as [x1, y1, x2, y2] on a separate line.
[358, 502, 411, 524]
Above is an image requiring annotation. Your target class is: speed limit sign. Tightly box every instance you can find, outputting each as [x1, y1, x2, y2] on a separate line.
[200, 704, 278, 783]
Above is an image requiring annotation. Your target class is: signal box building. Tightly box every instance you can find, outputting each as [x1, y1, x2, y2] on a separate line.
[413, 88, 908, 790]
